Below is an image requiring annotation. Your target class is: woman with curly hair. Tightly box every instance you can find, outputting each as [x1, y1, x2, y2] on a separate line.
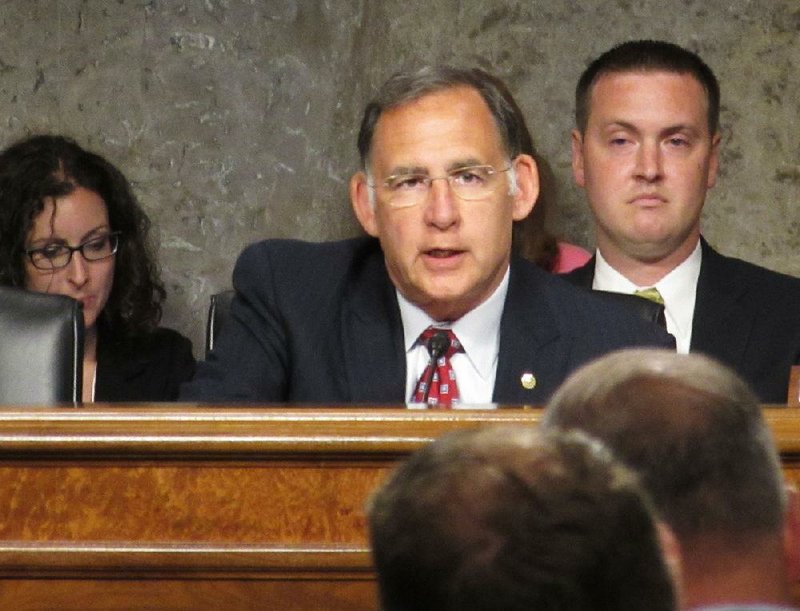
[0, 135, 195, 402]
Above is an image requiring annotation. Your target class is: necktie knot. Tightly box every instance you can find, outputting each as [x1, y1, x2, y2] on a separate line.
[634, 287, 665, 306]
[418, 327, 462, 360]
[412, 327, 463, 408]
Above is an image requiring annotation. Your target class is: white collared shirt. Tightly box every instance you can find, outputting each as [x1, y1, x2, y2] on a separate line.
[593, 243, 702, 354]
[398, 268, 508, 408]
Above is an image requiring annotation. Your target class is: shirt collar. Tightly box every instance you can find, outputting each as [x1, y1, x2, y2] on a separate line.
[397, 267, 509, 381]
[655, 242, 702, 308]
[593, 242, 701, 297]
[593, 242, 702, 351]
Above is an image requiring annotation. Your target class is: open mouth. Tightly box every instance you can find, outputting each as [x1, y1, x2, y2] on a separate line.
[425, 249, 463, 258]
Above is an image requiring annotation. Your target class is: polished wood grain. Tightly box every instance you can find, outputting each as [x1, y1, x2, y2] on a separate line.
[0, 404, 794, 609]
[0, 543, 375, 611]
[0, 405, 542, 610]
[789, 365, 800, 406]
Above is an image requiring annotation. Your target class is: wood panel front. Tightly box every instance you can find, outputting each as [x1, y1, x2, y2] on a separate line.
[0, 544, 375, 611]
[0, 404, 796, 609]
[0, 461, 386, 543]
[0, 406, 543, 546]
[0, 405, 543, 610]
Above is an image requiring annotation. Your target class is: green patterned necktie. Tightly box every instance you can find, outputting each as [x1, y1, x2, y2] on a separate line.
[634, 287, 665, 306]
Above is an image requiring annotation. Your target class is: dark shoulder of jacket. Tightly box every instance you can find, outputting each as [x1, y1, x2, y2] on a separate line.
[521, 259, 667, 332]
[232, 236, 384, 309]
[237, 236, 378, 273]
[702, 239, 800, 298]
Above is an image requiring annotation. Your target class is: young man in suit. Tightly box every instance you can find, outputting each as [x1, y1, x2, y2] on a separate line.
[543, 348, 800, 610]
[182, 65, 671, 404]
[564, 40, 800, 403]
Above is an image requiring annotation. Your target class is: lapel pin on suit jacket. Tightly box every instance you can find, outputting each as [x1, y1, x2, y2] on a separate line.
[520, 372, 537, 390]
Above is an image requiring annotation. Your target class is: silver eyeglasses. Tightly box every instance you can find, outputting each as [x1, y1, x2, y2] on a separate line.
[26, 232, 121, 271]
[370, 163, 513, 209]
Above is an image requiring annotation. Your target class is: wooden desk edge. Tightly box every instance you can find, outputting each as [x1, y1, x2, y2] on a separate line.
[0, 543, 373, 579]
[0, 405, 797, 456]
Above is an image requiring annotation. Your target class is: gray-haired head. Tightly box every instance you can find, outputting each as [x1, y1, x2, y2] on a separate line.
[543, 348, 785, 546]
[356, 65, 534, 170]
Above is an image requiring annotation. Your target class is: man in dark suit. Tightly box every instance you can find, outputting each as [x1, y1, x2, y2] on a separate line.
[564, 40, 800, 403]
[181, 66, 671, 404]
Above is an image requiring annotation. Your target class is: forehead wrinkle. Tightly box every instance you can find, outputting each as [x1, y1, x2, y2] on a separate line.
[370, 86, 506, 175]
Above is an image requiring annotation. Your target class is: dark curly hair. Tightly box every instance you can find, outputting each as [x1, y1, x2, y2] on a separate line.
[0, 134, 165, 336]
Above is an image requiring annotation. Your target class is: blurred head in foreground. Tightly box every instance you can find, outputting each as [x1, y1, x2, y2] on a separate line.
[367, 425, 676, 611]
[544, 348, 800, 608]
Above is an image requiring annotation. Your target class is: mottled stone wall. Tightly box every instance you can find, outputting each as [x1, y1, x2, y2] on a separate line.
[0, 0, 797, 355]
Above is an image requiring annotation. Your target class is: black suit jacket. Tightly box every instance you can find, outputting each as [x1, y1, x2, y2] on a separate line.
[182, 237, 673, 404]
[95, 326, 196, 402]
[561, 238, 800, 402]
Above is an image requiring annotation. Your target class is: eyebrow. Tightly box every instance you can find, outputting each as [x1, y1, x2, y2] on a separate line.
[28, 225, 112, 248]
[384, 165, 427, 177]
[604, 120, 703, 137]
[447, 158, 486, 171]
[384, 158, 488, 177]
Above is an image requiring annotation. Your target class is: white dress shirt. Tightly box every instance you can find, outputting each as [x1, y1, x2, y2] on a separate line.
[593, 243, 702, 354]
[398, 268, 508, 408]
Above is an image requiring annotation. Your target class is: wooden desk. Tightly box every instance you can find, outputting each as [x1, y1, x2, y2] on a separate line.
[789, 365, 800, 405]
[0, 405, 796, 610]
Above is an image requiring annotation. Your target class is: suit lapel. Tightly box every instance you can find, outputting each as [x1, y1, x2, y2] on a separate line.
[691, 238, 752, 365]
[340, 244, 406, 402]
[494, 260, 566, 405]
[565, 241, 754, 366]
[338, 249, 582, 405]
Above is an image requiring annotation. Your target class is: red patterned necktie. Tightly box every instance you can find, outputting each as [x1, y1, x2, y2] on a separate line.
[411, 327, 464, 408]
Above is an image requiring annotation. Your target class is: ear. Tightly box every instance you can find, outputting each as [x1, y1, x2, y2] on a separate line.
[656, 521, 684, 607]
[783, 484, 800, 582]
[571, 129, 586, 188]
[510, 153, 539, 221]
[706, 131, 722, 190]
[350, 171, 379, 237]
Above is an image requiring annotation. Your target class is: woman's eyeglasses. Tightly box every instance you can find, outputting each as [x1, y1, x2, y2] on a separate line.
[25, 232, 121, 271]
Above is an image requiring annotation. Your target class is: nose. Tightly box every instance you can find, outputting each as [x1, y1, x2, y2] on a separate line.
[635, 141, 663, 182]
[423, 177, 459, 229]
[66, 251, 89, 287]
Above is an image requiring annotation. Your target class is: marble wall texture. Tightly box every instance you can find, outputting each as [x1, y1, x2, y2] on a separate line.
[0, 1, 797, 355]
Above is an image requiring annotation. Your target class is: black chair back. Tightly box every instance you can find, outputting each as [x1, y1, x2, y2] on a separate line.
[205, 289, 235, 357]
[0, 286, 84, 405]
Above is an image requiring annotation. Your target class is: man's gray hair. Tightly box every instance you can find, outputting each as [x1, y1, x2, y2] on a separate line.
[543, 348, 786, 544]
[356, 65, 534, 169]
